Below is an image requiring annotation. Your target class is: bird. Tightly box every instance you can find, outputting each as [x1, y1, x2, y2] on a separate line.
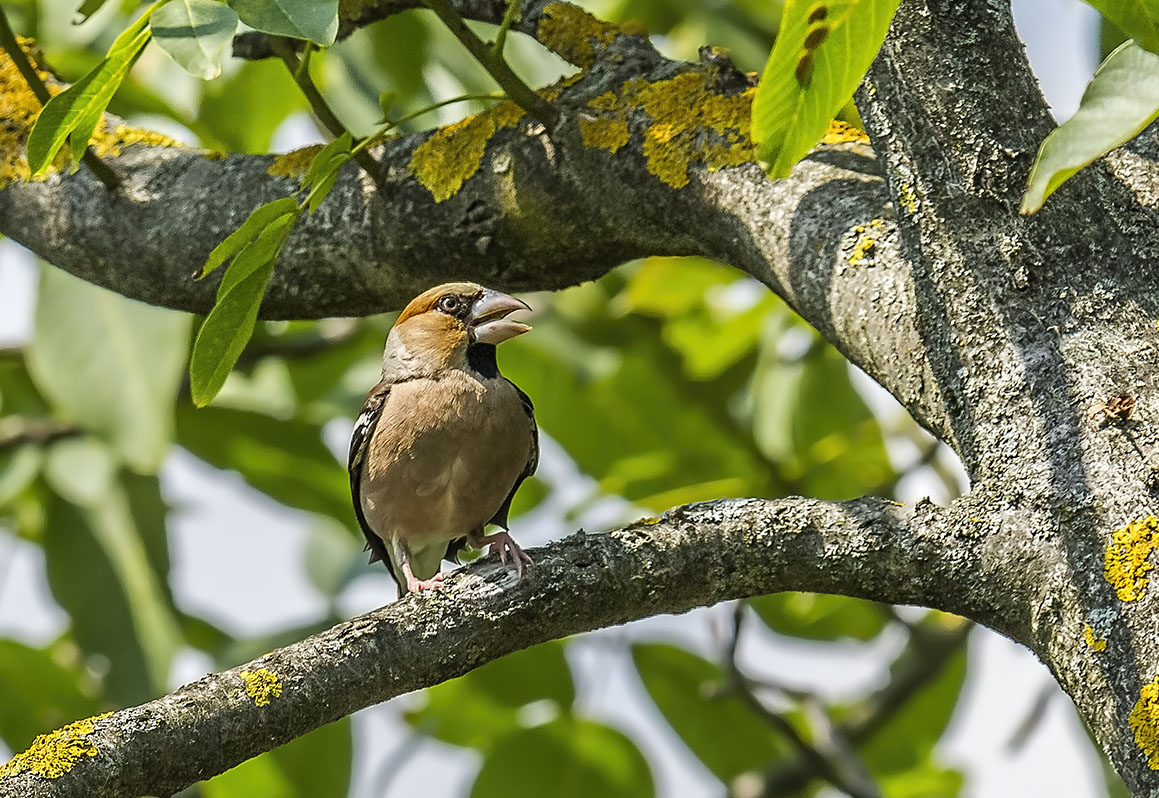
[348, 282, 538, 595]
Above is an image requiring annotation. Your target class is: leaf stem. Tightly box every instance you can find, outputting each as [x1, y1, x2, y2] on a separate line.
[492, 0, 521, 57]
[420, 0, 556, 129]
[269, 38, 380, 178]
[0, 7, 119, 190]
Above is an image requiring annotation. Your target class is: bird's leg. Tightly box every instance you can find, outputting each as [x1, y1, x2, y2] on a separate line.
[469, 528, 533, 577]
[392, 538, 445, 593]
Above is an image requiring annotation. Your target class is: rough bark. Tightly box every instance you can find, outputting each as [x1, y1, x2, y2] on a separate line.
[0, 497, 1035, 798]
[3, 0, 1159, 794]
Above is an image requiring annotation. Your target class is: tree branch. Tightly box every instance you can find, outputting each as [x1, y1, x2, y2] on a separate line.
[0, 496, 1034, 798]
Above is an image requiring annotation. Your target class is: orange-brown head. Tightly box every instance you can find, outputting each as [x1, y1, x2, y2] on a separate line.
[383, 283, 531, 379]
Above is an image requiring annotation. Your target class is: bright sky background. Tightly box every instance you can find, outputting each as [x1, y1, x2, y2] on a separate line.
[0, 1, 1112, 795]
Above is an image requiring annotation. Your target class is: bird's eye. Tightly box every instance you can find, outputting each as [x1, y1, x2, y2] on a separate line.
[437, 295, 461, 314]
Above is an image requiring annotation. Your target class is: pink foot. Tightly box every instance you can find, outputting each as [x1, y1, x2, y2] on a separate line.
[484, 531, 533, 578]
[406, 572, 445, 593]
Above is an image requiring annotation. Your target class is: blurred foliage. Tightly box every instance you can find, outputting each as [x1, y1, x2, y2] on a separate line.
[0, 0, 1117, 796]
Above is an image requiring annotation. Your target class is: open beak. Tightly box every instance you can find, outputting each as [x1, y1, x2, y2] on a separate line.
[469, 289, 532, 345]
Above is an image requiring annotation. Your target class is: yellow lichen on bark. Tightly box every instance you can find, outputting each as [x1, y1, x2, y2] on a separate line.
[268, 144, 324, 178]
[0, 713, 112, 781]
[1131, 678, 1159, 769]
[1, 37, 182, 188]
[822, 120, 869, 145]
[1083, 624, 1107, 652]
[241, 667, 283, 707]
[849, 218, 885, 265]
[408, 102, 525, 202]
[1104, 517, 1159, 602]
[537, 3, 623, 68]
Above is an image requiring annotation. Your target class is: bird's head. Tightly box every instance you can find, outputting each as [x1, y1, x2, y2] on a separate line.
[383, 282, 531, 378]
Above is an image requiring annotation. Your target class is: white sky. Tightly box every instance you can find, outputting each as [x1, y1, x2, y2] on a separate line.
[0, 2, 1113, 796]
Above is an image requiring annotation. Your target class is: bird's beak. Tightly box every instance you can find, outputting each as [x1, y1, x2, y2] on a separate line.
[470, 290, 532, 345]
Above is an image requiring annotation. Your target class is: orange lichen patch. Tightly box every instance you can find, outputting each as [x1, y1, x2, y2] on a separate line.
[538, 3, 624, 69]
[241, 667, 283, 707]
[268, 144, 324, 178]
[822, 120, 869, 145]
[0, 713, 112, 781]
[1130, 678, 1159, 770]
[408, 101, 525, 202]
[1083, 624, 1107, 652]
[1, 37, 182, 188]
[1104, 517, 1159, 602]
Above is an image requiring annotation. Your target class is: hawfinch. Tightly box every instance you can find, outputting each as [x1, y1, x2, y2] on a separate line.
[348, 283, 538, 594]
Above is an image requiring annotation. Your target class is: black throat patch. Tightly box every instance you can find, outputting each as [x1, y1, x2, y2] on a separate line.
[466, 343, 499, 378]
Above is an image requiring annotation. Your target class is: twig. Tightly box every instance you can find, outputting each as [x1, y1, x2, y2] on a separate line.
[268, 38, 380, 178]
[725, 605, 881, 798]
[0, 416, 80, 451]
[419, 0, 556, 129]
[0, 7, 120, 190]
[492, 0, 521, 57]
[744, 615, 973, 797]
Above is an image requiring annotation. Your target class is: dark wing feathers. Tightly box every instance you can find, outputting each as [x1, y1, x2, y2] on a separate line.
[348, 381, 397, 584]
[485, 378, 539, 531]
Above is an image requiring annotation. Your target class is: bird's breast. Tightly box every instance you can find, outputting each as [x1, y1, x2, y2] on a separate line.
[361, 371, 531, 541]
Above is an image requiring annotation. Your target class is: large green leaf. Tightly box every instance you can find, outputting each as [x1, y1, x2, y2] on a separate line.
[752, 0, 899, 177]
[0, 640, 101, 751]
[406, 641, 574, 751]
[151, 0, 240, 80]
[750, 592, 888, 641]
[1021, 42, 1159, 214]
[42, 475, 182, 705]
[207, 717, 352, 798]
[228, 0, 338, 45]
[27, 266, 190, 473]
[471, 719, 653, 798]
[189, 220, 291, 406]
[174, 404, 351, 523]
[1081, 0, 1159, 54]
[752, 336, 893, 498]
[857, 635, 967, 773]
[630, 643, 789, 783]
[198, 60, 305, 152]
[25, 7, 155, 173]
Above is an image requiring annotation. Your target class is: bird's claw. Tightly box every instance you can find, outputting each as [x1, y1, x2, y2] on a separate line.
[485, 531, 533, 578]
[406, 572, 445, 593]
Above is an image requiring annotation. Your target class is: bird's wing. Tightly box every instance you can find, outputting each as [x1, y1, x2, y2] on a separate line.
[485, 379, 539, 530]
[348, 380, 403, 589]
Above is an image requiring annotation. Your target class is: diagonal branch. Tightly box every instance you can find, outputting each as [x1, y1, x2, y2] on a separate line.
[0, 495, 1038, 798]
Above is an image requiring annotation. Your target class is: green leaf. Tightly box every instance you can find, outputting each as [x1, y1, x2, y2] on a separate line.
[858, 634, 967, 773]
[26, 8, 155, 174]
[151, 0, 240, 80]
[1021, 42, 1159, 214]
[750, 592, 888, 641]
[228, 0, 339, 45]
[752, 0, 900, 178]
[44, 437, 116, 507]
[471, 719, 653, 798]
[1082, 0, 1159, 54]
[197, 197, 299, 280]
[752, 335, 893, 498]
[198, 59, 305, 153]
[406, 641, 574, 752]
[0, 640, 101, 752]
[0, 445, 42, 508]
[27, 266, 191, 473]
[76, 0, 114, 22]
[878, 764, 963, 798]
[190, 220, 294, 406]
[42, 475, 183, 705]
[631, 643, 790, 782]
[174, 404, 351, 521]
[270, 717, 352, 797]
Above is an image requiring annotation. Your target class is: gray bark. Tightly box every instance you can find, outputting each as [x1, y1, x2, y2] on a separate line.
[3, 0, 1159, 794]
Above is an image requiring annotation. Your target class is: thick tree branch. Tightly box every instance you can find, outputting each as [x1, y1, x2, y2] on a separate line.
[0, 496, 1038, 798]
